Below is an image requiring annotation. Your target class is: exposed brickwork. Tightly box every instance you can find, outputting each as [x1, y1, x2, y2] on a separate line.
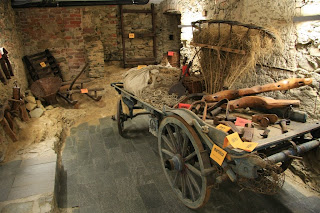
[14, 4, 181, 75]
[15, 6, 121, 79]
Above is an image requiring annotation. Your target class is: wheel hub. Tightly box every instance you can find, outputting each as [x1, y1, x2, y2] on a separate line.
[165, 154, 184, 171]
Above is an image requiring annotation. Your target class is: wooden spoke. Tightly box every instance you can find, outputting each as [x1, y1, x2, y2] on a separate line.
[186, 169, 201, 195]
[173, 171, 179, 188]
[166, 125, 178, 151]
[174, 125, 182, 150]
[161, 135, 175, 152]
[186, 174, 196, 201]
[186, 163, 201, 177]
[158, 115, 212, 209]
[184, 151, 197, 162]
[161, 148, 174, 158]
[181, 132, 188, 157]
[181, 173, 186, 198]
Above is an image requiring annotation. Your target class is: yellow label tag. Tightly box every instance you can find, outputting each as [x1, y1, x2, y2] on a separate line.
[210, 144, 227, 166]
[40, 62, 46, 67]
[81, 88, 88, 94]
[224, 132, 258, 152]
[226, 132, 243, 148]
[129, 33, 135, 38]
[237, 142, 258, 152]
[137, 65, 147, 69]
[216, 124, 231, 132]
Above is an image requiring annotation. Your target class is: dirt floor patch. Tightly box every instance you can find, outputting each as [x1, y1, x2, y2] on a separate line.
[2, 64, 127, 163]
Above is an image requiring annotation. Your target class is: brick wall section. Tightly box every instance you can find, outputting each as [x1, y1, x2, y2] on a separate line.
[15, 6, 121, 79]
[15, 4, 181, 76]
[15, 7, 88, 80]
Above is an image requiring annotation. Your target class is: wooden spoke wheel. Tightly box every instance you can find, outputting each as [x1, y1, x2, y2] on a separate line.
[117, 98, 126, 136]
[158, 115, 211, 209]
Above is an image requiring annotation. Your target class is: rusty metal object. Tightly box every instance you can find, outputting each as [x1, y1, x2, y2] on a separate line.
[275, 119, 290, 133]
[252, 114, 278, 127]
[242, 123, 254, 142]
[260, 129, 270, 138]
[30, 77, 62, 105]
[188, 100, 207, 121]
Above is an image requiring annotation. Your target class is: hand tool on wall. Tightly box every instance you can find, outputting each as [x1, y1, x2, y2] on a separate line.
[0, 48, 13, 76]
[203, 78, 313, 102]
[0, 66, 8, 84]
[228, 96, 300, 110]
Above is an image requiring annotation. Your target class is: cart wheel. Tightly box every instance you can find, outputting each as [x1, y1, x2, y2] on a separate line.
[117, 98, 126, 136]
[158, 115, 211, 209]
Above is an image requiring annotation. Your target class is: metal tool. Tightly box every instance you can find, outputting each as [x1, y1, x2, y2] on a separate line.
[275, 119, 290, 133]
[252, 114, 278, 127]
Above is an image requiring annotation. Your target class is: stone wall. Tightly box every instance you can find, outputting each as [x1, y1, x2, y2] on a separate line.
[0, 0, 28, 159]
[0, 0, 28, 102]
[159, 0, 320, 119]
[14, 3, 181, 77]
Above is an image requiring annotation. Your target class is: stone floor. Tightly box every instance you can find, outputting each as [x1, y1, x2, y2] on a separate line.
[0, 150, 56, 212]
[58, 115, 320, 213]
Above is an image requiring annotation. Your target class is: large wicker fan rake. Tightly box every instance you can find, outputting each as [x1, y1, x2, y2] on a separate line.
[191, 20, 278, 94]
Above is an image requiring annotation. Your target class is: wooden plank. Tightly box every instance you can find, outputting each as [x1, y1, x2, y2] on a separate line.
[190, 42, 246, 55]
[122, 9, 152, 13]
[256, 121, 320, 150]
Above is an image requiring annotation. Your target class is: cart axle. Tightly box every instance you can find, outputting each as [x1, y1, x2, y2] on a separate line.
[165, 154, 184, 171]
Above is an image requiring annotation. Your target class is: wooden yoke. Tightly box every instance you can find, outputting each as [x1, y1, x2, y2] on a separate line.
[203, 78, 313, 102]
[228, 96, 300, 110]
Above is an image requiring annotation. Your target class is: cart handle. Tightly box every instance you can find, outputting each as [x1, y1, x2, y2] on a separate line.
[111, 82, 124, 88]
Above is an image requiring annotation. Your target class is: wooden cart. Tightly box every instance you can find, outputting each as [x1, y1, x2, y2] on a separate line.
[111, 82, 320, 209]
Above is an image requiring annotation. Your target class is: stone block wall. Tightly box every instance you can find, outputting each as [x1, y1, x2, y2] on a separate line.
[0, 0, 28, 158]
[0, 0, 28, 103]
[158, 0, 320, 119]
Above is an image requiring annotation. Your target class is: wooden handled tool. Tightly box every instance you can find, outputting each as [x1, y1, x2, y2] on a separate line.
[203, 78, 312, 102]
